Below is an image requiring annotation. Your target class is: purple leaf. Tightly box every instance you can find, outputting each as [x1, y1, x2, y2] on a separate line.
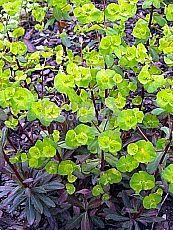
[76, 189, 90, 195]
[23, 39, 36, 53]
[88, 198, 102, 210]
[81, 212, 90, 230]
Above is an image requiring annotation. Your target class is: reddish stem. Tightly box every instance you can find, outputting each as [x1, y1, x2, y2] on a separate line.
[2, 149, 26, 187]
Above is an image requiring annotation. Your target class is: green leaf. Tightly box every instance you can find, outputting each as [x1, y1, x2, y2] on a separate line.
[154, 14, 166, 27]
[169, 183, 173, 193]
[10, 42, 27, 56]
[60, 32, 71, 47]
[149, 47, 159, 61]
[54, 72, 75, 94]
[53, 7, 63, 20]
[143, 190, 162, 209]
[3, 0, 22, 16]
[67, 174, 77, 183]
[130, 171, 155, 194]
[66, 183, 76, 195]
[45, 161, 58, 174]
[142, 0, 152, 9]
[32, 7, 45, 22]
[58, 160, 76, 176]
[145, 75, 165, 93]
[28, 146, 41, 159]
[127, 143, 138, 155]
[162, 164, 173, 183]
[55, 45, 64, 64]
[105, 3, 120, 22]
[28, 158, 40, 168]
[96, 69, 116, 90]
[81, 159, 100, 174]
[165, 4, 173, 21]
[156, 89, 173, 113]
[98, 130, 122, 154]
[133, 19, 150, 40]
[143, 114, 159, 128]
[132, 96, 142, 105]
[28, 99, 60, 126]
[12, 27, 25, 38]
[92, 185, 104, 196]
[117, 109, 144, 131]
[65, 124, 95, 148]
[132, 140, 156, 164]
[105, 94, 126, 110]
[99, 168, 122, 186]
[5, 117, 18, 129]
[143, 0, 163, 9]
[52, 130, 60, 142]
[151, 108, 165, 115]
[116, 155, 139, 173]
[146, 151, 163, 174]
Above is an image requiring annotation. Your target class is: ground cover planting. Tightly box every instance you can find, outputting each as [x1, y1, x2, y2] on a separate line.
[0, 0, 173, 229]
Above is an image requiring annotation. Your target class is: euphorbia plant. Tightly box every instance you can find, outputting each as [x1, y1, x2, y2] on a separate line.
[1, 0, 173, 228]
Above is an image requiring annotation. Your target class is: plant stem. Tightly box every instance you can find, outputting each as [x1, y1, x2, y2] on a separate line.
[101, 150, 105, 171]
[19, 122, 34, 144]
[16, 58, 21, 70]
[151, 193, 169, 230]
[56, 151, 62, 162]
[7, 137, 18, 152]
[91, 90, 99, 121]
[2, 149, 26, 187]
[137, 126, 149, 141]
[58, 21, 67, 57]
[102, 0, 107, 70]
[79, 37, 84, 65]
[105, 89, 109, 98]
[41, 68, 44, 99]
[139, 86, 144, 110]
[102, 0, 107, 28]
[92, 121, 101, 133]
[41, 60, 46, 99]
[160, 114, 172, 165]
[148, 5, 154, 29]
[146, 4, 154, 48]
[103, 116, 109, 131]
[18, 0, 24, 26]
[5, 16, 12, 42]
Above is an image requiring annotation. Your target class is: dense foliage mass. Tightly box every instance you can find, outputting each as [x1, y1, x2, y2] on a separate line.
[0, 0, 173, 229]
